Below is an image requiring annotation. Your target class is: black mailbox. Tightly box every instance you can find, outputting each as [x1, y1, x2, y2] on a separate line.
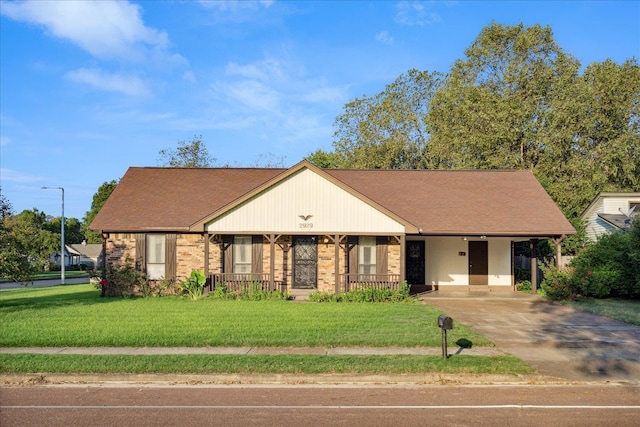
[438, 314, 453, 330]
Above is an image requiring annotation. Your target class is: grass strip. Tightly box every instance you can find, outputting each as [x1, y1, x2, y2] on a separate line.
[563, 298, 640, 326]
[0, 354, 534, 375]
[0, 284, 492, 348]
[0, 272, 89, 283]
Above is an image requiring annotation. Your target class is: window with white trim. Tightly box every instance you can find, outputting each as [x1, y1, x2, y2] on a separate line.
[146, 234, 165, 280]
[358, 236, 377, 276]
[233, 236, 252, 274]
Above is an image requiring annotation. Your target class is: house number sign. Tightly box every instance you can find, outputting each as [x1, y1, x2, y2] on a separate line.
[298, 214, 314, 229]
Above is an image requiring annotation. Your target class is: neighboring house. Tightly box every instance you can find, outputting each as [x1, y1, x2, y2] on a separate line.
[50, 241, 104, 269]
[90, 160, 574, 294]
[581, 192, 640, 241]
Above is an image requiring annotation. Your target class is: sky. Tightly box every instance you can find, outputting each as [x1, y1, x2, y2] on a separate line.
[1, 0, 639, 221]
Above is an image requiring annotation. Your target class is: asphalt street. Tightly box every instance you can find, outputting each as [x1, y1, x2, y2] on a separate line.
[1, 384, 638, 427]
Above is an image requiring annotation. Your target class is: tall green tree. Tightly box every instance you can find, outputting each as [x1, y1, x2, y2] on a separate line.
[323, 22, 640, 225]
[306, 149, 343, 168]
[322, 69, 444, 169]
[427, 23, 581, 171]
[3, 208, 59, 273]
[0, 192, 34, 282]
[539, 59, 640, 217]
[45, 216, 83, 244]
[82, 180, 118, 243]
[158, 135, 216, 168]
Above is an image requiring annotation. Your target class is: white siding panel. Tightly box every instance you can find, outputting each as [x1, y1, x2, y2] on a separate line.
[603, 197, 632, 214]
[488, 238, 512, 287]
[425, 237, 469, 287]
[425, 237, 512, 287]
[584, 195, 640, 240]
[206, 168, 405, 233]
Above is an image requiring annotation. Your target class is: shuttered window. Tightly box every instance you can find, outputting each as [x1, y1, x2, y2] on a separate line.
[233, 236, 252, 274]
[358, 236, 377, 276]
[146, 234, 166, 280]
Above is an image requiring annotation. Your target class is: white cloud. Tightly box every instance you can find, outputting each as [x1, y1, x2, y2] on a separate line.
[1, 0, 170, 61]
[65, 68, 151, 97]
[226, 58, 285, 81]
[302, 86, 348, 104]
[375, 30, 394, 45]
[198, 0, 274, 12]
[0, 168, 43, 183]
[218, 57, 348, 112]
[395, 1, 442, 26]
[218, 79, 281, 111]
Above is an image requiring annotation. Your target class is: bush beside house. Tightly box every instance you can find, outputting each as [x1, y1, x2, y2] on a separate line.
[541, 218, 640, 300]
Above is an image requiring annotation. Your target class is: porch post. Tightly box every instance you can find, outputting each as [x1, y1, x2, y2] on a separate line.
[530, 239, 538, 294]
[400, 234, 406, 284]
[220, 239, 225, 276]
[511, 241, 515, 291]
[270, 234, 275, 290]
[335, 234, 340, 294]
[204, 233, 209, 279]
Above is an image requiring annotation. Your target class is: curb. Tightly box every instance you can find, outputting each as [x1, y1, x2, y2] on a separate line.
[1, 373, 583, 387]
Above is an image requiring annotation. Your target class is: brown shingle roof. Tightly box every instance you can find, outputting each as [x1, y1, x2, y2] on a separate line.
[326, 169, 574, 236]
[90, 163, 574, 236]
[90, 167, 285, 232]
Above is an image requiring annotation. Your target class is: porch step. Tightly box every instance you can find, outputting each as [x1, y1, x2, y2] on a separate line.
[289, 288, 314, 301]
[409, 284, 430, 295]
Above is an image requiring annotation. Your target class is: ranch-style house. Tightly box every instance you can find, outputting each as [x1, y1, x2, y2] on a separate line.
[90, 160, 575, 295]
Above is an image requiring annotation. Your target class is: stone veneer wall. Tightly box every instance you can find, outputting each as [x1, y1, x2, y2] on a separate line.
[105, 233, 136, 269]
[388, 239, 401, 278]
[317, 238, 347, 293]
[263, 236, 292, 288]
[175, 234, 205, 281]
[105, 233, 402, 292]
[208, 237, 222, 276]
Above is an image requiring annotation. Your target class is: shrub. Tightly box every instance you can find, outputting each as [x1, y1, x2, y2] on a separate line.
[141, 277, 180, 297]
[516, 280, 531, 292]
[540, 262, 575, 301]
[208, 281, 289, 301]
[540, 218, 640, 300]
[625, 218, 640, 295]
[78, 262, 95, 271]
[181, 270, 206, 300]
[103, 257, 148, 297]
[309, 281, 412, 303]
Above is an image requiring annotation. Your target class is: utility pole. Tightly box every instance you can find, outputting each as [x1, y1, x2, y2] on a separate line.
[42, 186, 65, 285]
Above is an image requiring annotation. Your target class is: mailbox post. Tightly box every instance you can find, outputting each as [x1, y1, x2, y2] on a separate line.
[437, 315, 453, 359]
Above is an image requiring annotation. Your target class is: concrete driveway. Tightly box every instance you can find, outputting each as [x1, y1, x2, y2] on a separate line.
[423, 292, 640, 383]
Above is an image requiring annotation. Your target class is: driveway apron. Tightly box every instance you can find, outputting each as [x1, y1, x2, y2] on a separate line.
[423, 292, 640, 383]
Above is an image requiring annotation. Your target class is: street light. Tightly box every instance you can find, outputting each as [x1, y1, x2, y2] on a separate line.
[42, 186, 65, 285]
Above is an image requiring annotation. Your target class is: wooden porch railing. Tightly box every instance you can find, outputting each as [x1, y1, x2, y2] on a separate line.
[340, 274, 401, 293]
[208, 273, 282, 293]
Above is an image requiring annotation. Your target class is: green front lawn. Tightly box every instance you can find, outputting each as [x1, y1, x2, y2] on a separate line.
[0, 284, 530, 376]
[563, 298, 640, 326]
[0, 353, 533, 375]
[0, 284, 492, 348]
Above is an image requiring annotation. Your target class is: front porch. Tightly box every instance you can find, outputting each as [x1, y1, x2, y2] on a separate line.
[206, 272, 405, 295]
